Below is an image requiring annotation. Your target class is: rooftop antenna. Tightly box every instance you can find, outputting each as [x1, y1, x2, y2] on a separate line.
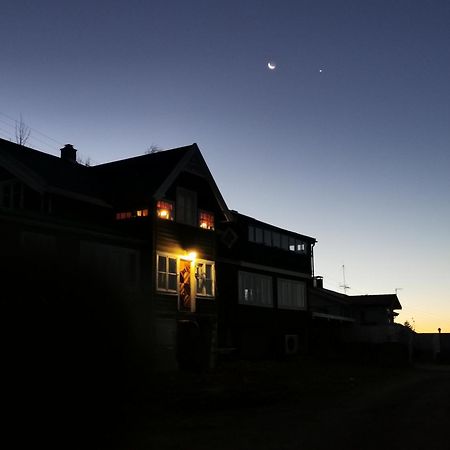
[340, 264, 350, 295]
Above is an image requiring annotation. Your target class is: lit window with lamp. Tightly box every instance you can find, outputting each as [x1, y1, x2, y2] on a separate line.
[199, 210, 214, 230]
[196, 261, 215, 297]
[156, 200, 174, 220]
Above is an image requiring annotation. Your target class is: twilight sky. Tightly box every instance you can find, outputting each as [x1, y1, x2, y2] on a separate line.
[2, 0, 449, 332]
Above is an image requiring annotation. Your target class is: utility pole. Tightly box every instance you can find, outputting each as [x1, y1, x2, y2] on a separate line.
[340, 264, 350, 295]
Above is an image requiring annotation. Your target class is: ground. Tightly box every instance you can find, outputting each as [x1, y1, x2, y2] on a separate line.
[104, 358, 450, 450]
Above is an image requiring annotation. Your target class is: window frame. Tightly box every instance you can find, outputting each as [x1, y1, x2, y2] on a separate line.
[176, 187, 197, 226]
[198, 210, 215, 230]
[195, 259, 215, 298]
[156, 253, 178, 294]
[156, 200, 175, 221]
[238, 271, 273, 308]
[277, 278, 306, 310]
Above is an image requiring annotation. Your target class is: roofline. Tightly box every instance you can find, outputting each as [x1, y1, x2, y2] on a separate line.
[153, 143, 233, 222]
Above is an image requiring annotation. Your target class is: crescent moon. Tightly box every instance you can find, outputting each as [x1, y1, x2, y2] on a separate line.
[267, 62, 276, 70]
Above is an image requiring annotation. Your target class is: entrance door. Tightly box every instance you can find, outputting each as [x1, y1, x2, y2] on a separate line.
[179, 260, 193, 312]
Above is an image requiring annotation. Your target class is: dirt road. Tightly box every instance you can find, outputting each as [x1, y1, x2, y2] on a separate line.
[115, 363, 450, 450]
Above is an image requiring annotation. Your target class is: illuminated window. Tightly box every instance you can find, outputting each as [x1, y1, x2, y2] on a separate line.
[296, 240, 306, 253]
[199, 211, 214, 230]
[115, 209, 148, 220]
[156, 200, 174, 220]
[136, 209, 149, 217]
[157, 254, 177, 292]
[196, 261, 215, 296]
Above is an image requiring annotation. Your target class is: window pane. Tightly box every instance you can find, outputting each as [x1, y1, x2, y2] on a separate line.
[278, 279, 306, 310]
[248, 226, 255, 242]
[158, 255, 166, 272]
[238, 271, 273, 307]
[264, 229, 272, 246]
[289, 237, 296, 251]
[281, 235, 289, 250]
[168, 257, 177, 274]
[255, 228, 263, 243]
[158, 273, 167, 289]
[272, 232, 281, 248]
[203, 279, 212, 296]
[168, 274, 177, 291]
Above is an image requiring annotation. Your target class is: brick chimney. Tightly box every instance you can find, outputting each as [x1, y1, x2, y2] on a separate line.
[60, 144, 77, 163]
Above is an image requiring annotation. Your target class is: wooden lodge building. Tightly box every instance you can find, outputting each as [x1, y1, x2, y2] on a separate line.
[1, 137, 403, 372]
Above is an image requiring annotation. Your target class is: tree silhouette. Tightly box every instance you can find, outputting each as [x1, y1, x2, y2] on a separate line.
[15, 113, 31, 146]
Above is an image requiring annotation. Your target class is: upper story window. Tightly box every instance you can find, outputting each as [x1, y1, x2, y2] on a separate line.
[248, 225, 307, 254]
[156, 200, 174, 220]
[176, 188, 197, 226]
[199, 210, 214, 230]
[116, 208, 148, 220]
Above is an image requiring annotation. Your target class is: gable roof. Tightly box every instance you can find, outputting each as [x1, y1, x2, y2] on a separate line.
[92, 143, 232, 221]
[0, 138, 108, 207]
[0, 138, 232, 220]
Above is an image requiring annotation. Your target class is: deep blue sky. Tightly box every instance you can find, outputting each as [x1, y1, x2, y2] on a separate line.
[2, 0, 449, 331]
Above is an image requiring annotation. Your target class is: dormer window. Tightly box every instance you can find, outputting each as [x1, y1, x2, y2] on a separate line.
[199, 210, 214, 230]
[157, 200, 174, 220]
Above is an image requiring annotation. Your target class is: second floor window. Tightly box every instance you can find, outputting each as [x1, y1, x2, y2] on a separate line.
[156, 200, 174, 220]
[176, 188, 197, 226]
[199, 210, 214, 230]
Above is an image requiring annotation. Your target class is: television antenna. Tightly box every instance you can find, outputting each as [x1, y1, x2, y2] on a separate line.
[340, 264, 350, 295]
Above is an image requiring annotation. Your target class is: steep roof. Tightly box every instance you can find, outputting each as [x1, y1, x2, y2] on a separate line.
[90, 145, 192, 205]
[0, 138, 106, 206]
[0, 138, 231, 219]
[91, 143, 232, 220]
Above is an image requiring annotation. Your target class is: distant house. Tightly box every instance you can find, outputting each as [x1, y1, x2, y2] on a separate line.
[217, 211, 317, 358]
[308, 278, 405, 357]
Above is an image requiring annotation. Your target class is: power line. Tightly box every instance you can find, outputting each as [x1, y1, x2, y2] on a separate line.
[0, 111, 64, 149]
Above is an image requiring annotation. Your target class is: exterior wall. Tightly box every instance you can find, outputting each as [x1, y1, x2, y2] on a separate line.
[217, 213, 314, 359]
[1, 202, 155, 416]
[151, 172, 222, 370]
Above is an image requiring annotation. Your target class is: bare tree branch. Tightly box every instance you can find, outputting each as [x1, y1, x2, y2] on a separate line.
[15, 114, 31, 146]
